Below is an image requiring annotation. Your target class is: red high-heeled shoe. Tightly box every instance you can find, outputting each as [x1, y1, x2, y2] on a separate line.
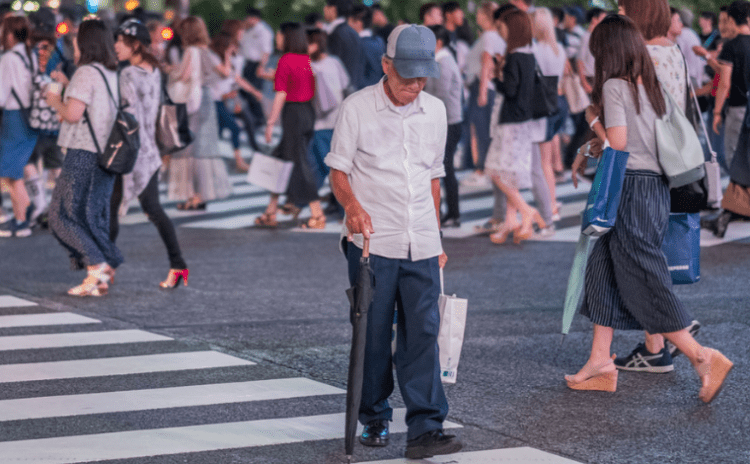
[160, 269, 189, 289]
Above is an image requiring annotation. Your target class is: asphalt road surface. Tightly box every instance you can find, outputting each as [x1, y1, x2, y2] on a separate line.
[0, 174, 748, 464]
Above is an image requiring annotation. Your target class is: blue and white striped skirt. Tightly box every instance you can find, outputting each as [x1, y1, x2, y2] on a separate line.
[580, 170, 693, 333]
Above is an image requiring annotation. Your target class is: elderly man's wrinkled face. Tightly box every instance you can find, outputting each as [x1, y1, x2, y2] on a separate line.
[382, 58, 427, 106]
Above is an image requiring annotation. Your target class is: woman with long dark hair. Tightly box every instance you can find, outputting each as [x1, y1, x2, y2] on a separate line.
[484, 9, 546, 244]
[0, 16, 38, 238]
[566, 16, 732, 403]
[110, 19, 189, 289]
[46, 19, 122, 296]
[255, 22, 321, 229]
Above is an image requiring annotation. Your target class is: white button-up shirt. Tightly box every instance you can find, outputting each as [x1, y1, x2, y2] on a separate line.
[0, 43, 36, 110]
[240, 21, 274, 63]
[326, 79, 447, 261]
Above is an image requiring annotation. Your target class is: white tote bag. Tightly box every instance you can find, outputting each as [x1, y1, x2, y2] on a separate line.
[655, 84, 706, 188]
[247, 153, 294, 194]
[437, 269, 468, 384]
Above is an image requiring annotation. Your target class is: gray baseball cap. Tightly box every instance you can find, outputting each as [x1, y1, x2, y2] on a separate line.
[386, 24, 439, 79]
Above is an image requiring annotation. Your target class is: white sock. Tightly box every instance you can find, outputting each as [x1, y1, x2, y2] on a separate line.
[24, 177, 47, 216]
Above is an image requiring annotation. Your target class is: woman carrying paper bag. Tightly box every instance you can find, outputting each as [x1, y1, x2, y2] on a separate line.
[566, 15, 732, 403]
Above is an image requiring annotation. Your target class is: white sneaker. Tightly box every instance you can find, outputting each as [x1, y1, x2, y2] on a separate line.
[537, 225, 556, 238]
[0, 210, 12, 224]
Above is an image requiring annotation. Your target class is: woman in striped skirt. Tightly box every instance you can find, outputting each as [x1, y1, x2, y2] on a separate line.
[567, 15, 732, 403]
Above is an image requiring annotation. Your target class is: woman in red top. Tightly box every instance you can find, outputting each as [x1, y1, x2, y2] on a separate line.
[256, 22, 322, 229]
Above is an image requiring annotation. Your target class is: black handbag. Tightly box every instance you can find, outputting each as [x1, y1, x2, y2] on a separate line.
[156, 74, 194, 153]
[531, 59, 559, 119]
[83, 66, 140, 175]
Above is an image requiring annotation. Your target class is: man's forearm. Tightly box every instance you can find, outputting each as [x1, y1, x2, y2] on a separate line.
[714, 65, 732, 115]
[432, 178, 441, 229]
[331, 169, 360, 213]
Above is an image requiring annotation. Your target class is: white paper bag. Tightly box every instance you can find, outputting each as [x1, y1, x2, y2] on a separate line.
[437, 269, 468, 384]
[247, 153, 294, 194]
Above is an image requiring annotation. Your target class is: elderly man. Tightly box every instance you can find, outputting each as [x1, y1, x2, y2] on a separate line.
[326, 25, 463, 460]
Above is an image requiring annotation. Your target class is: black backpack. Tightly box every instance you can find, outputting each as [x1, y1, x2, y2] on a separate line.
[83, 65, 140, 175]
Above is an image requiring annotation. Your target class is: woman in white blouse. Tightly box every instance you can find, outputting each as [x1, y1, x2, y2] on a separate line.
[0, 16, 38, 238]
[46, 19, 122, 297]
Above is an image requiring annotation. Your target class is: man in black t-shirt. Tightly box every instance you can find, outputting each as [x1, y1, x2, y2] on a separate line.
[714, 1, 750, 168]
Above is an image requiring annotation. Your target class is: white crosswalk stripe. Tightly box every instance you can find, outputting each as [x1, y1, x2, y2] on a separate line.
[0, 329, 170, 351]
[0, 351, 253, 383]
[361, 448, 581, 463]
[0, 312, 100, 328]
[123, 171, 748, 248]
[0, 378, 344, 422]
[0, 409, 459, 464]
[0, 296, 578, 463]
[0, 295, 38, 308]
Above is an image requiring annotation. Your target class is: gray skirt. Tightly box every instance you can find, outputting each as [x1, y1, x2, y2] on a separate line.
[580, 171, 693, 334]
[167, 86, 230, 202]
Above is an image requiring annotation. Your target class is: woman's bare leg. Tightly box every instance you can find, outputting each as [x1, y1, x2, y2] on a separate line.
[568, 324, 615, 382]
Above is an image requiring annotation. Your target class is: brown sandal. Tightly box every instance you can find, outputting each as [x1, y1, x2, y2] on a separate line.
[280, 203, 302, 220]
[254, 212, 278, 228]
[300, 215, 326, 230]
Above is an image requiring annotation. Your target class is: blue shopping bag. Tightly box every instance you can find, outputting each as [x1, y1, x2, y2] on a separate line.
[662, 212, 701, 285]
[582, 146, 630, 236]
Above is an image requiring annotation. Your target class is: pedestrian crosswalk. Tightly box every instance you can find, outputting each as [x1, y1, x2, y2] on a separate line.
[122, 168, 750, 248]
[0, 293, 581, 463]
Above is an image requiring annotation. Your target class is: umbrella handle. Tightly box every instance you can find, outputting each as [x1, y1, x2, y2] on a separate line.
[362, 237, 370, 258]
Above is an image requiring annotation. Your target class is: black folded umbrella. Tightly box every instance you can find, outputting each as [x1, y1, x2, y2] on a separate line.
[344, 238, 373, 464]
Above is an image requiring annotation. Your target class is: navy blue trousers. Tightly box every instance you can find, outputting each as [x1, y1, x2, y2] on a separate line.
[346, 243, 448, 440]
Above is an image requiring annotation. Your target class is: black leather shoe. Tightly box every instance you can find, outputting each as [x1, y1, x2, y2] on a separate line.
[405, 429, 463, 459]
[359, 419, 389, 447]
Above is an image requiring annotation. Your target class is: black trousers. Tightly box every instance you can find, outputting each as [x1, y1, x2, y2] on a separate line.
[443, 123, 462, 219]
[110, 172, 187, 270]
[234, 100, 261, 152]
[241, 61, 266, 126]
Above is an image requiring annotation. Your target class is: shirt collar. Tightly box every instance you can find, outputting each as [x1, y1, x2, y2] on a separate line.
[326, 18, 346, 34]
[435, 47, 451, 61]
[359, 29, 372, 38]
[375, 78, 427, 116]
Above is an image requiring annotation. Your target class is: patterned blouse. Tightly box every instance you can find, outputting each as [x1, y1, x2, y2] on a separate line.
[120, 65, 163, 211]
[647, 44, 687, 113]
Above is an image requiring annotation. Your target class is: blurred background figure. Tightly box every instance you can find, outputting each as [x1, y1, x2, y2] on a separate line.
[240, 7, 273, 127]
[348, 5, 384, 89]
[420, 2, 444, 27]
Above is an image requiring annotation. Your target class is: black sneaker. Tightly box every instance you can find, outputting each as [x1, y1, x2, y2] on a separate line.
[614, 343, 674, 373]
[359, 419, 389, 447]
[0, 219, 32, 238]
[665, 320, 701, 358]
[405, 429, 463, 459]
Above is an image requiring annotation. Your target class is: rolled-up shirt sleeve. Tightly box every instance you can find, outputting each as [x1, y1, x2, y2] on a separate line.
[431, 103, 448, 179]
[325, 99, 360, 175]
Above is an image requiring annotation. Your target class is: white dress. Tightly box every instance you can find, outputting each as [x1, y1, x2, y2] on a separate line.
[485, 47, 537, 189]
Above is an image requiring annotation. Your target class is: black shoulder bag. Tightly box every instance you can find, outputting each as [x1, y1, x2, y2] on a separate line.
[83, 66, 140, 175]
[156, 72, 194, 153]
[531, 57, 559, 119]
